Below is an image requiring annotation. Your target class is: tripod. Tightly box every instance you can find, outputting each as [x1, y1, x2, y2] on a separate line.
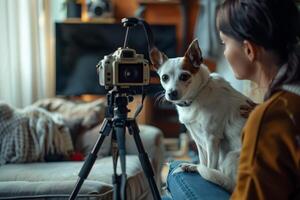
[69, 87, 161, 200]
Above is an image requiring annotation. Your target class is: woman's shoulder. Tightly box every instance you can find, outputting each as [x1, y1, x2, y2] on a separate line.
[242, 91, 300, 156]
[258, 91, 299, 117]
[247, 90, 300, 131]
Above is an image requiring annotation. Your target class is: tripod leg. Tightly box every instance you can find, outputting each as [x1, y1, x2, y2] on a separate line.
[69, 118, 113, 200]
[127, 119, 161, 200]
[111, 130, 121, 200]
[114, 119, 127, 200]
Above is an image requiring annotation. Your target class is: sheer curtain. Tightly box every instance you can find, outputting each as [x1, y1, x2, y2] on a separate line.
[0, 0, 55, 108]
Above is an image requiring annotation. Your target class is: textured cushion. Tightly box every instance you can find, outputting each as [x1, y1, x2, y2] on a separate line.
[0, 180, 112, 199]
[0, 156, 152, 199]
[76, 124, 164, 159]
[0, 102, 73, 165]
[75, 124, 112, 158]
[33, 98, 106, 137]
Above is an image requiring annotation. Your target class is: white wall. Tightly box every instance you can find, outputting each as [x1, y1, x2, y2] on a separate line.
[51, 0, 66, 22]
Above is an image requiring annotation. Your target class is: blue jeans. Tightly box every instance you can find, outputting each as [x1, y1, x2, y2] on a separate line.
[164, 161, 230, 200]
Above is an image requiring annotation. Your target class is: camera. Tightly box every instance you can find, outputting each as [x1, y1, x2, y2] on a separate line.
[88, 0, 113, 18]
[97, 47, 150, 88]
[96, 18, 153, 90]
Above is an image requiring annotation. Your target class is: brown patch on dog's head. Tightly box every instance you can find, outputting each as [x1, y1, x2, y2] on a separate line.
[184, 39, 203, 69]
[182, 57, 200, 74]
[150, 47, 168, 71]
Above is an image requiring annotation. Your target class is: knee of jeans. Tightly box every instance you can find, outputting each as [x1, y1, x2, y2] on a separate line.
[166, 160, 188, 186]
[167, 160, 184, 174]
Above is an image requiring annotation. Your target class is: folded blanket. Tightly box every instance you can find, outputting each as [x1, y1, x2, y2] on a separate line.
[0, 102, 73, 165]
[33, 98, 106, 135]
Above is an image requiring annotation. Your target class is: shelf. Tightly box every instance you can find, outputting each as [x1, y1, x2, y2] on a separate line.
[138, 0, 180, 4]
[63, 17, 116, 24]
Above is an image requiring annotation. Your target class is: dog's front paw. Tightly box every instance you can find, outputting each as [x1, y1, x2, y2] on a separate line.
[172, 163, 198, 175]
[196, 165, 235, 192]
[180, 163, 198, 172]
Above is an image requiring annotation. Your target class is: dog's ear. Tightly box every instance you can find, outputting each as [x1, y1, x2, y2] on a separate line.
[184, 39, 203, 68]
[150, 47, 168, 71]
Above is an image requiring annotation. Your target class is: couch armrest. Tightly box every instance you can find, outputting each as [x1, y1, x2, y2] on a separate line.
[125, 124, 165, 190]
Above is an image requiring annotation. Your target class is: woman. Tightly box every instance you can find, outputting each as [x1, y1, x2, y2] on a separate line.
[217, 0, 300, 199]
[164, 0, 300, 199]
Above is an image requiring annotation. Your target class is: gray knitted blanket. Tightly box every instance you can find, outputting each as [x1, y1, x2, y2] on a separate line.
[0, 102, 73, 165]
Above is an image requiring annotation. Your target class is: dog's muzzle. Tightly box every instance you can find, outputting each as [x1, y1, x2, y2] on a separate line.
[167, 90, 192, 107]
[168, 90, 178, 100]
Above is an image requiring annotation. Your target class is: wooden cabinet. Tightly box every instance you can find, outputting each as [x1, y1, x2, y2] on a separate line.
[112, 0, 199, 54]
[137, 0, 199, 54]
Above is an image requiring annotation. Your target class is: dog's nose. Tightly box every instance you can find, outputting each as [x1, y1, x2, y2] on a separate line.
[168, 90, 178, 100]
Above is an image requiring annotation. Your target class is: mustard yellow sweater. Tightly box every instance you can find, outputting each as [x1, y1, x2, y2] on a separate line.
[231, 87, 300, 200]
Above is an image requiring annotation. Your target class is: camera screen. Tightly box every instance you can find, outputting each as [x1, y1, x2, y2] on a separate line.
[118, 63, 144, 83]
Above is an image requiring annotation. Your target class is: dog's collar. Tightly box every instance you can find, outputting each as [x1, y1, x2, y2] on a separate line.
[175, 76, 212, 107]
[176, 101, 192, 107]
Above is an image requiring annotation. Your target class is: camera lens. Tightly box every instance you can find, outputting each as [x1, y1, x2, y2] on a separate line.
[88, 0, 111, 17]
[94, 6, 104, 16]
[124, 69, 137, 79]
[118, 63, 143, 83]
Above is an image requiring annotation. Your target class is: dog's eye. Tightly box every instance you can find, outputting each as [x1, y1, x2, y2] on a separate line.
[179, 73, 191, 81]
[161, 74, 169, 82]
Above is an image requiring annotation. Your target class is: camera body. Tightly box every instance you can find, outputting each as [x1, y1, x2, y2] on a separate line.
[97, 47, 150, 88]
[88, 0, 113, 18]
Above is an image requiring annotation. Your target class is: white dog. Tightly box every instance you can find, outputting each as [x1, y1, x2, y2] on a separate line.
[150, 39, 251, 192]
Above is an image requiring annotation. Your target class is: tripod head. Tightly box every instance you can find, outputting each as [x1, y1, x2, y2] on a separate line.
[121, 17, 139, 27]
[105, 86, 135, 119]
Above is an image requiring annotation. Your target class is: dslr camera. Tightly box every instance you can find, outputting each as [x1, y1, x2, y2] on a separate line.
[96, 18, 151, 89]
[88, 0, 113, 18]
[97, 47, 150, 88]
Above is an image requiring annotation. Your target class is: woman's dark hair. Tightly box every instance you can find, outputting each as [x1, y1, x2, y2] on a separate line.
[216, 0, 300, 98]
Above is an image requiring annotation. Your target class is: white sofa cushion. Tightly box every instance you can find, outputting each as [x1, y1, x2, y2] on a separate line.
[0, 156, 151, 199]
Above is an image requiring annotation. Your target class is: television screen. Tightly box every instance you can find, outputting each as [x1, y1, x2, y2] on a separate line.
[55, 22, 177, 96]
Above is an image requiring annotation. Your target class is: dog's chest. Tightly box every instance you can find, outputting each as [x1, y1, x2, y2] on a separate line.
[177, 107, 210, 136]
[176, 105, 207, 124]
[184, 122, 208, 146]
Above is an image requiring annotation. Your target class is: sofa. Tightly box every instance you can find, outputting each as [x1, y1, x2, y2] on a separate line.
[0, 98, 165, 200]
